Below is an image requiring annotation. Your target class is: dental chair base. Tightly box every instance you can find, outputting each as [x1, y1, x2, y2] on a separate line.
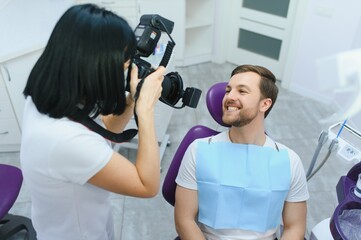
[309, 218, 333, 240]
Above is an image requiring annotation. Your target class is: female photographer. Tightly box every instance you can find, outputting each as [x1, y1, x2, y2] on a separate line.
[20, 4, 165, 240]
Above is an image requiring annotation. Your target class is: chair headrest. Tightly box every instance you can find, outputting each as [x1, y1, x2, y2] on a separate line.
[206, 82, 230, 127]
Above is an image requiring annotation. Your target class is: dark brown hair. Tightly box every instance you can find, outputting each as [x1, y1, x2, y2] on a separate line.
[231, 65, 278, 118]
[24, 4, 136, 119]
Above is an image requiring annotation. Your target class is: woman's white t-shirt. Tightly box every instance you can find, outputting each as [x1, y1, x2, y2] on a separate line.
[20, 97, 114, 240]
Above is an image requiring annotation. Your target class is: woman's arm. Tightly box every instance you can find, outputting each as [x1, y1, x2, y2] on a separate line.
[101, 93, 135, 133]
[88, 65, 166, 198]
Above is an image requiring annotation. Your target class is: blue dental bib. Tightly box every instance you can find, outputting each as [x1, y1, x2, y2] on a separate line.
[196, 141, 291, 233]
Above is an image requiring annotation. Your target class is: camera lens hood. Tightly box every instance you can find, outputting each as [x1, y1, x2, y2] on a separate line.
[160, 72, 183, 106]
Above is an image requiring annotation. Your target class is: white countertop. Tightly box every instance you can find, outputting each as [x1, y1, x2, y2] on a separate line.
[0, 0, 74, 62]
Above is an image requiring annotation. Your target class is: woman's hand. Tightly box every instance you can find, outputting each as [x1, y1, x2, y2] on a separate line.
[130, 65, 166, 116]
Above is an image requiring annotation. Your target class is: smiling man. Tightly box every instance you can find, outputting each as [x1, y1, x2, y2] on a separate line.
[174, 65, 309, 240]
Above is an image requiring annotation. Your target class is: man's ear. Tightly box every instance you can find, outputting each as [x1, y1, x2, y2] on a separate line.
[260, 98, 272, 113]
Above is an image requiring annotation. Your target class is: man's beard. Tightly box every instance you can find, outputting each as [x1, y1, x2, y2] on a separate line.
[222, 108, 258, 127]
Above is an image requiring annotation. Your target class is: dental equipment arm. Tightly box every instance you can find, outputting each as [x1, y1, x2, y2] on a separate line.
[307, 119, 361, 181]
[306, 131, 328, 179]
[307, 138, 339, 181]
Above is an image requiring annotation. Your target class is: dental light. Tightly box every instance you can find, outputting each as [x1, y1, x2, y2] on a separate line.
[316, 48, 361, 124]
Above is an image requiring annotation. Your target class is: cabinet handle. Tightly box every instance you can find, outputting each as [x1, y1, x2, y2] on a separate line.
[0, 131, 9, 135]
[4, 66, 11, 82]
[0, 65, 11, 82]
[101, 1, 115, 4]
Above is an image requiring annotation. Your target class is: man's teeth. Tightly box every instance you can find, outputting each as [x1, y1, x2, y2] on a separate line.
[227, 106, 239, 111]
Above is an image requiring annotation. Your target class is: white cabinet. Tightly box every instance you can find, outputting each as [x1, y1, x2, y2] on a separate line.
[1, 0, 136, 143]
[0, 0, 74, 152]
[0, 49, 43, 152]
[182, 0, 216, 66]
[0, 70, 21, 151]
[0, 50, 43, 128]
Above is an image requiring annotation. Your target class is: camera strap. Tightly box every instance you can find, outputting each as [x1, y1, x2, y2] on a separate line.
[70, 108, 138, 144]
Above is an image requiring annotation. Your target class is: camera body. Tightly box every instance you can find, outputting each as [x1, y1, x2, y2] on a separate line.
[132, 14, 201, 109]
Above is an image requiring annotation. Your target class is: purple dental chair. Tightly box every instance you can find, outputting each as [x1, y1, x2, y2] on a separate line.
[162, 82, 229, 239]
[0, 164, 37, 239]
[330, 162, 361, 240]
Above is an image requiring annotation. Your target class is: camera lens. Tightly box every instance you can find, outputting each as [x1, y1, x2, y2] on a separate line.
[160, 72, 183, 106]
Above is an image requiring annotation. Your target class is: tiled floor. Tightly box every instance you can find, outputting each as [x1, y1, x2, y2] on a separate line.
[1, 62, 356, 239]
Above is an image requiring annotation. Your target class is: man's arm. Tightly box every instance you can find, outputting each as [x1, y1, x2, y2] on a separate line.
[174, 185, 206, 240]
[281, 201, 307, 240]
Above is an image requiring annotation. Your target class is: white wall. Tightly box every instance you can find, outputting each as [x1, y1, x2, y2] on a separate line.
[283, 0, 361, 131]
[0, 0, 73, 61]
[349, 18, 361, 131]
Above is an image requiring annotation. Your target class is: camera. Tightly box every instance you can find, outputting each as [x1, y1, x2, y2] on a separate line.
[73, 15, 202, 144]
[131, 14, 201, 109]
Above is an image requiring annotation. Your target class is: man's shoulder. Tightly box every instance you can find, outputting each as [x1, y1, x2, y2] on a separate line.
[197, 131, 228, 142]
[266, 136, 300, 161]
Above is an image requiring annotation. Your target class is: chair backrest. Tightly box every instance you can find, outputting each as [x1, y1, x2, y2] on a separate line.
[0, 164, 23, 219]
[162, 82, 229, 206]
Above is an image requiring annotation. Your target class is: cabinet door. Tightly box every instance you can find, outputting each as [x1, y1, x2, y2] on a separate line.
[182, 0, 215, 66]
[0, 49, 42, 129]
[0, 77, 21, 149]
[0, 118, 21, 145]
[227, 0, 298, 78]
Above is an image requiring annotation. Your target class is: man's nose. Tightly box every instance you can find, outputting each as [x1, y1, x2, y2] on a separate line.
[226, 89, 237, 100]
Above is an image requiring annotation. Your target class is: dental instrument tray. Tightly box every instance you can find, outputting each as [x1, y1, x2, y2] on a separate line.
[328, 122, 361, 163]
